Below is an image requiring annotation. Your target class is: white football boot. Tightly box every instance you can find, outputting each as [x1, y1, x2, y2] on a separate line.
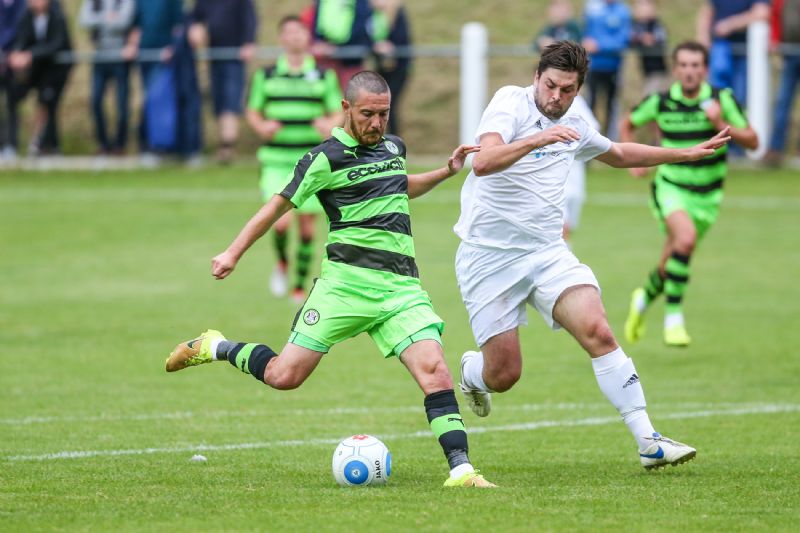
[639, 433, 697, 470]
[459, 351, 492, 417]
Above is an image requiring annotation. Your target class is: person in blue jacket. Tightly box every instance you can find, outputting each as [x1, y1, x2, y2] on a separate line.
[581, 0, 631, 137]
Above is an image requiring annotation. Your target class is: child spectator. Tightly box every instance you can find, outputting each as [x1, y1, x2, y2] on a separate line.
[630, 0, 669, 95]
[368, 0, 411, 135]
[8, 0, 72, 156]
[533, 0, 582, 53]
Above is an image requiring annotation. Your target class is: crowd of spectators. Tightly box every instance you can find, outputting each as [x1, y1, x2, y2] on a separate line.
[534, 0, 798, 160]
[0, 1, 798, 166]
[0, 0, 413, 165]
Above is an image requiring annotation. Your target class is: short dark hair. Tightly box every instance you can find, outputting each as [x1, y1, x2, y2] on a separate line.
[536, 41, 589, 87]
[672, 41, 709, 66]
[344, 71, 390, 104]
[278, 15, 302, 30]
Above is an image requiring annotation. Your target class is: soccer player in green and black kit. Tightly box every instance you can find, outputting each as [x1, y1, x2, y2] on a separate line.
[620, 41, 758, 347]
[246, 16, 343, 302]
[165, 71, 497, 488]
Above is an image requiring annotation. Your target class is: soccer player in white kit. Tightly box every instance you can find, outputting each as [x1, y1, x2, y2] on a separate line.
[456, 41, 731, 469]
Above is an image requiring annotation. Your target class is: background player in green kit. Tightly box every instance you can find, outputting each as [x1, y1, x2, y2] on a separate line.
[620, 41, 758, 347]
[246, 16, 343, 302]
[166, 71, 496, 488]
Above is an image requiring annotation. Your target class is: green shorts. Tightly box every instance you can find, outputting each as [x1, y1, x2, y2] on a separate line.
[260, 165, 324, 214]
[287, 278, 444, 357]
[649, 176, 723, 239]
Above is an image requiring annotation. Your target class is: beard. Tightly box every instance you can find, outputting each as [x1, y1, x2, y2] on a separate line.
[534, 90, 569, 121]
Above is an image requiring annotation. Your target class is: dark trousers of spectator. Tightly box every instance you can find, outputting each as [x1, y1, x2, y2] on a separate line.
[769, 54, 800, 153]
[137, 61, 158, 152]
[0, 65, 17, 149]
[378, 65, 409, 135]
[12, 63, 70, 153]
[587, 69, 619, 137]
[91, 61, 131, 153]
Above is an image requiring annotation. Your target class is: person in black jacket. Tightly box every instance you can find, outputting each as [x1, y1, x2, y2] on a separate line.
[369, 0, 411, 135]
[8, 0, 72, 155]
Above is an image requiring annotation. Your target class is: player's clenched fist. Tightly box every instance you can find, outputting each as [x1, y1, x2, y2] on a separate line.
[212, 251, 238, 280]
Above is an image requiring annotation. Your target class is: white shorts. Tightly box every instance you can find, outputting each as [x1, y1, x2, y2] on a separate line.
[455, 240, 600, 346]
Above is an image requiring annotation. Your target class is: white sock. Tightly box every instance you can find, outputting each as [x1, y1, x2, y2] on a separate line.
[210, 338, 224, 361]
[461, 351, 491, 392]
[634, 290, 648, 314]
[665, 312, 684, 329]
[449, 462, 475, 479]
[592, 347, 656, 451]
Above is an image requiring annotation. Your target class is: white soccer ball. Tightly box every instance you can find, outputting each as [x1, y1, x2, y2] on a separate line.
[332, 434, 391, 486]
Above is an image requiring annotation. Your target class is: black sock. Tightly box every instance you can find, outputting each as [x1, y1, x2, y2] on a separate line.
[425, 389, 470, 470]
[218, 342, 277, 383]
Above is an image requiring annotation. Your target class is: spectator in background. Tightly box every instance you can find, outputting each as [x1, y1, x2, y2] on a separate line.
[533, 0, 581, 53]
[630, 0, 669, 95]
[562, 93, 599, 241]
[696, 0, 770, 105]
[368, 0, 411, 135]
[246, 15, 341, 302]
[582, 0, 631, 138]
[79, 0, 137, 156]
[188, 0, 257, 165]
[0, 0, 25, 162]
[310, 0, 373, 91]
[764, 0, 800, 167]
[8, 0, 72, 156]
[129, 0, 183, 155]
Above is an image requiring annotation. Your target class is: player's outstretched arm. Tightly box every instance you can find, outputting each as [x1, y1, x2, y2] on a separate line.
[618, 115, 650, 178]
[407, 144, 480, 199]
[595, 127, 731, 168]
[472, 126, 581, 176]
[212, 195, 294, 280]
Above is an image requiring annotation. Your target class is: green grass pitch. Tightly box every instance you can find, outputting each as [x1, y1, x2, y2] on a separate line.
[1, 163, 798, 531]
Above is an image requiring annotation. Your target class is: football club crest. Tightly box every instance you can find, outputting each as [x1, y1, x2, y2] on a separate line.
[303, 309, 320, 325]
[385, 140, 399, 154]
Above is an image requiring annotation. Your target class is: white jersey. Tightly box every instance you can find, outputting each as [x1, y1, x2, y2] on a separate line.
[454, 85, 612, 251]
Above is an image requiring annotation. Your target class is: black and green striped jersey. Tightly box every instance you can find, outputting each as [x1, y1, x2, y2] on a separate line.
[630, 81, 749, 191]
[247, 55, 341, 166]
[280, 127, 417, 290]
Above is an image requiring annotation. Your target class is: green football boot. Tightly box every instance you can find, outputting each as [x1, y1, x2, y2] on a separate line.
[165, 329, 226, 372]
[443, 471, 497, 488]
[624, 288, 647, 344]
[663, 324, 691, 347]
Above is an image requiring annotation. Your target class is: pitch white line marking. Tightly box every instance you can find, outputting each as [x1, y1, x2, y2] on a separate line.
[0, 403, 598, 426]
[0, 188, 797, 210]
[1, 401, 775, 426]
[5, 403, 797, 462]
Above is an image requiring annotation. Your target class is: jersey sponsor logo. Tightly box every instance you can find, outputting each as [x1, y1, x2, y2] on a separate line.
[303, 309, 320, 325]
[304, 70, 320, 82]
[344, 147, 359, 159]
[384, 140, 399, 154]
[529, 147, 567, 161]
[346, 157, 406, 181]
